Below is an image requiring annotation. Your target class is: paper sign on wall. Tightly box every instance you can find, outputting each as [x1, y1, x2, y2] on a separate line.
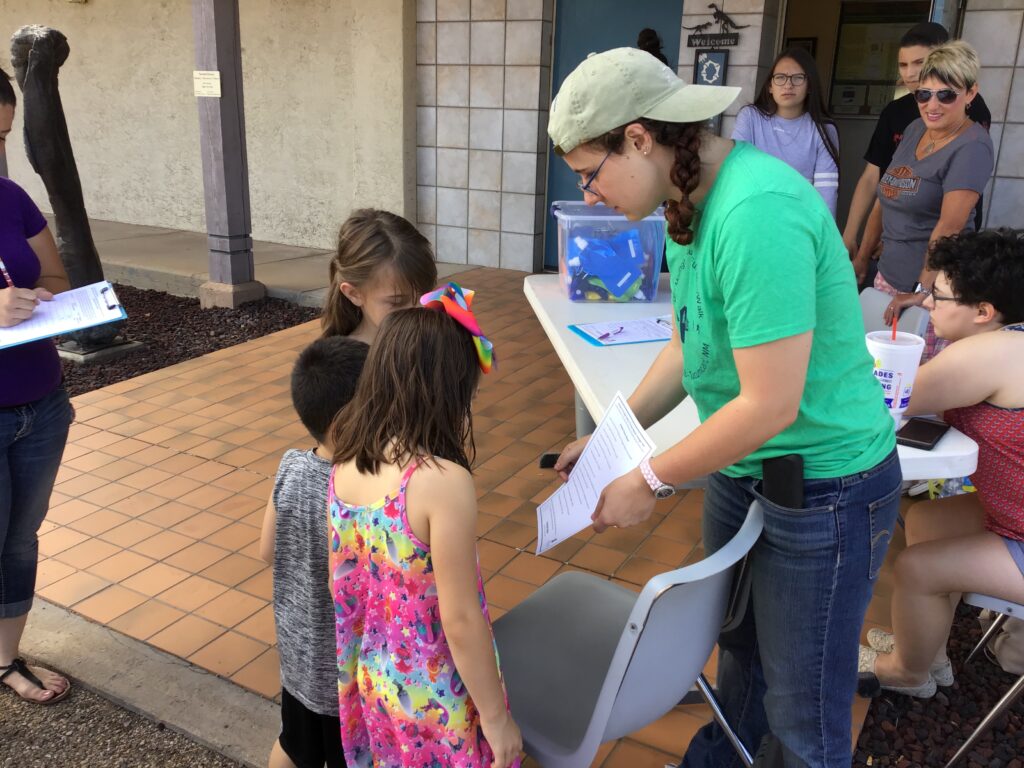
[193, 70, 222, 98]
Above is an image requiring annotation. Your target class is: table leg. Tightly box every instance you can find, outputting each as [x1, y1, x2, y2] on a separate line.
[574, 390, 596, 438]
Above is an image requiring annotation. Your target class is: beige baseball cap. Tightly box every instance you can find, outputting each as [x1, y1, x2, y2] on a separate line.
[548, 47, 740, 154]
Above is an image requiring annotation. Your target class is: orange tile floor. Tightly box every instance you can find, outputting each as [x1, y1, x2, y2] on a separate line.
[36, 266, 896, 766]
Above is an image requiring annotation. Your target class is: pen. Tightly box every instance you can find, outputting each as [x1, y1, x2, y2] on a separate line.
[597, 326, 623, 340]
[0, 255, 13, 288]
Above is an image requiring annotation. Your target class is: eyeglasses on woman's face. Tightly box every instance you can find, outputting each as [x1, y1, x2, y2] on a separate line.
[929, 287, 960, 303]
[771, 72, 807, 87]
[577, 150, 613, 195]
[914, 87, 961, 105]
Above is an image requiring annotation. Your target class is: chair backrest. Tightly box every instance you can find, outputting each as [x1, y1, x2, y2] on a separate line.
[860, 286, 930, 337]
[579, 501, 765, 747]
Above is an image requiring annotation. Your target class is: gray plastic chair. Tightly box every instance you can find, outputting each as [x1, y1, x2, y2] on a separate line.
[492, 501, 765, 768]
[944, 593, 1024, 768]
[860, 286, 931, 337]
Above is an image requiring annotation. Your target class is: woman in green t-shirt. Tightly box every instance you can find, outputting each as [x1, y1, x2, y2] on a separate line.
[549, 48, 900, 768]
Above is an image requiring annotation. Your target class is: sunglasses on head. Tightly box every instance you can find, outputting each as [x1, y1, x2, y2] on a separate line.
[914, 87, 961, 105]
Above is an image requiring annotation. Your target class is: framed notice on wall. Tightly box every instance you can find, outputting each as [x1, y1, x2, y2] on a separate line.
[694, 50, 728, 134]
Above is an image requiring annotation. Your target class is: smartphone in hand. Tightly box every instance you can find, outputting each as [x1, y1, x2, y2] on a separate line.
[538, 453, 559, 469]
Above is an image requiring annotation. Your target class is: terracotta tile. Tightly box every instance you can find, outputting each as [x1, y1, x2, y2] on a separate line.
[204, 522, 260, 551]
[157, 575, 230, 612]
[134, 425, 182, 445]
[188, 631, 267, 677]
[195, 590, 266, 628]
[102, 437, 151, 459]
[189, 421, 236, 440]
[477, 492, 525, 518]
[148, 614, 226, 658]
[628, 707, 708, 757]
[130, 444, 178, 466]
[482, 574, 535, 611]
[635, 536, 691, 566]
[109, 491, 168, 517]
[119, 467, 175, 491]
[482, 520, 536, 550]
[537, 536, 586, 563]
[570, 543, 629, 576]
[37, 527, 90, 557]
[176, 484, 234, 510]
[240, 478, 274, 500]
[37, 571, 110, 606]
[64, 450, 117, 473]
[86, 549, 157, 582]
[614, 557, 666, 587]
[600, 738, 676, 768]
[108, 600, 186, 641]
[53, 537, 122, 569]
[236, 569, 273, 600]
[66, 509, 132, 539]
[46, 499, 102, 526]
[208, 495, 266, 521]
[140, 501, 201, 529]
[72, 585, 149, 624]
[79, 482, 138, 508]
[200, 554, 267, 587]
[163, 541, 231, 571]
[218, 446, 265, 468]
[234, 605, 276, 645]
[121, 562, 191, 596]
[189, 439, 235, 460]
[498, 552, 560, 586]
[181, 461, 235, 484]
[130, 528, 192, 561]
[98, 519, 163, 548]
[35, 558, 76, 589]
[73, 431, 122, 451]
[91, 458, 147, 483]
[230, 647, 281, 699]
[54, 473, 108, 498]
[208, 468, 265, 493]
[148, 475, 204, 500]
[475, 512, 502, 537]
[171, 511, 232, 539]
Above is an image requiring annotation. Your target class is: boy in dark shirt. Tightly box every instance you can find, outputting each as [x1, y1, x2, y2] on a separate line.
[843, 21, 992, 274]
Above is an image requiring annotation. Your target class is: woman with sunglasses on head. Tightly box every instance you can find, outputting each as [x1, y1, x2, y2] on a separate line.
[876, 41, 993, 360]
[732, 47, 840, 218]
[858, 229, 1024, 699]
[549, 48, 900, 767]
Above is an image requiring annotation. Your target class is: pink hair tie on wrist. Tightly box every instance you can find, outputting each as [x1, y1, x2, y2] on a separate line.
[420, 282, 496, 373]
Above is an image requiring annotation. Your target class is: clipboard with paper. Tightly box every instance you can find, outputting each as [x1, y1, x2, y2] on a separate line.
[0, 281, 127, 350]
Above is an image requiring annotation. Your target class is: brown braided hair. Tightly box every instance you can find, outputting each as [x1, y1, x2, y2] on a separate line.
[585, 118, 704, 245]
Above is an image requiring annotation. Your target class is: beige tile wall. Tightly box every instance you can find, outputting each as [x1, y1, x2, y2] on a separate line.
[417, 0, 553, 271]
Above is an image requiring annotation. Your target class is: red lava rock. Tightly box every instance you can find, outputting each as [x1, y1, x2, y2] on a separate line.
[60, 284, 319, 397]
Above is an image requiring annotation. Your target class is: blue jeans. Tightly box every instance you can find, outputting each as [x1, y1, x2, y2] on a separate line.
[681, 449, 902, 768]
[0, 387, 72, 618]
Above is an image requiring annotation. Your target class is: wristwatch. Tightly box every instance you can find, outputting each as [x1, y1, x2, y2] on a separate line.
[912, 282, 931, 296]
[639, 458, 675, 499]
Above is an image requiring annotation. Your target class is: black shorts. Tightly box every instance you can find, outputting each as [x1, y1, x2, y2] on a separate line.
[279, 687, 346, 768]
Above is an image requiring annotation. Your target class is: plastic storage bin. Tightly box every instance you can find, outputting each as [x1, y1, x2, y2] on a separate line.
[551, 201, 665, 303]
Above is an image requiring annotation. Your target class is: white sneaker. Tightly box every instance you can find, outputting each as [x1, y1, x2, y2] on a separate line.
[866, 628, 955, 686]
[858, 645, 937, 698]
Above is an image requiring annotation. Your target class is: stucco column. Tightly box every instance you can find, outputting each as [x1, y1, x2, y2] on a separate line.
[192, 0, 264, 308]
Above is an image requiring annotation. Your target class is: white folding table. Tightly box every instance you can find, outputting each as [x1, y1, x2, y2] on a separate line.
[524, 274, 978, 482]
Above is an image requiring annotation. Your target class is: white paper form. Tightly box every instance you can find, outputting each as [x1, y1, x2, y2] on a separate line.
[0, 281, 126, 350]
[536, 392, 656, 554]
[568, 315, 673, 347]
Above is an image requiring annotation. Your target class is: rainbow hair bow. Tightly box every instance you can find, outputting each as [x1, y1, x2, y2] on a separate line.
[420, 282, 495, 373]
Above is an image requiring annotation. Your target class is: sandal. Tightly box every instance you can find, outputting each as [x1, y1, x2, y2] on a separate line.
[857, 645, 936, 699]
[0, 658, 72, 705]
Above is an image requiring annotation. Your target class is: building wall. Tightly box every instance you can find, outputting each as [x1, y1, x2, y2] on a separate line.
[415, 0, 553, 271]
[961, 0, 1024, 228]
[2, 0, 415, 250]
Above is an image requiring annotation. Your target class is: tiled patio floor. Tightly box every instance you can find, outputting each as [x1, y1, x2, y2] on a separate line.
[36, 266, 894, 766]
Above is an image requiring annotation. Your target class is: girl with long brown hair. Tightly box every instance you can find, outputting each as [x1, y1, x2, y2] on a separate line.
[327, 285, 520, 768]
[548, 48, 900, 766]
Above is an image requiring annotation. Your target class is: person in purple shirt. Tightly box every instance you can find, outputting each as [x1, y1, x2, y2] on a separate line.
[731, 46, 841, 218]
[0, 67, 74, 705]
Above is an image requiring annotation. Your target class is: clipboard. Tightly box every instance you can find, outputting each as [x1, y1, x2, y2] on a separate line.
[568, 315, 673, 347]
[0, 281, 127, 350]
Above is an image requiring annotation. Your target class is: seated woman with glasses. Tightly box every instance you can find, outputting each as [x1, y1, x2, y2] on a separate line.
[731, 47, 841, 217]
[859, 229, 1024, 698]
[875, 40, 994, 361]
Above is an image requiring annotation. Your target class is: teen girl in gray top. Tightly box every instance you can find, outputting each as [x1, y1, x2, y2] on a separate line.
[878, 41, 993, 324]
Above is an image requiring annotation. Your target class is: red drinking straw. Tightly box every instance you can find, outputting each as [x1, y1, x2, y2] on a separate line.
[891, 310, 898, 341]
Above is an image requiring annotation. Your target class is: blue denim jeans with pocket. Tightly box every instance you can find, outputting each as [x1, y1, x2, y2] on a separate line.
[680, 448, 901, 768]
[0, 386, 72, 618]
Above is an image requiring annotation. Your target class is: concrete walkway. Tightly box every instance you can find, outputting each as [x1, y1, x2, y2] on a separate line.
[49, 217, 467, 307]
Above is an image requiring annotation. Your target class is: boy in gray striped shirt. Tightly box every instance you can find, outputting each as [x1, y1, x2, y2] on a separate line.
[259, 337, 368, 768]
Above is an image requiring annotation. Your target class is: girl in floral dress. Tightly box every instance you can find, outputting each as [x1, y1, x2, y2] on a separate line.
[327, 284, 521, 768]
